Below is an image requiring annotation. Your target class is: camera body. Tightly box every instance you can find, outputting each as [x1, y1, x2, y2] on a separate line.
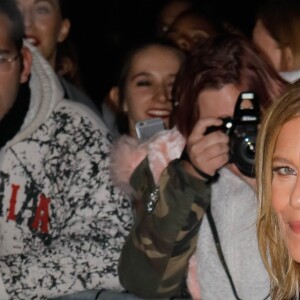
[205, 92, 260, 177]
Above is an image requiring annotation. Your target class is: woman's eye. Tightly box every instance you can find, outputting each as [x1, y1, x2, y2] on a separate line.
[35, 4, 51, 15]
[272, 166, 297, 176]
[136, 80, 151, 87]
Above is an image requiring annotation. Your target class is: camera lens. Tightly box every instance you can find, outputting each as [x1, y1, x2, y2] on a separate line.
[230, 132, 256, 178]
[245, 139, 255, 158]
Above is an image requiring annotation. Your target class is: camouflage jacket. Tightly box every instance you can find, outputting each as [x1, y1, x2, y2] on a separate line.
[118, 157, 210, 299]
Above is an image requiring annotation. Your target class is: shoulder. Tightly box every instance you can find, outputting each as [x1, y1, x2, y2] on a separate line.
[43, 100, 112, 161]
[55, 99, 109, 134]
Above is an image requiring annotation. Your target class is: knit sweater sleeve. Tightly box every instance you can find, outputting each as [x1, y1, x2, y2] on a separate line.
[119, 158, 210, 298]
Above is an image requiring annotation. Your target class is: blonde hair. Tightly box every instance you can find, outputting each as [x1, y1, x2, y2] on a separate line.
[256, 79, 300, 300]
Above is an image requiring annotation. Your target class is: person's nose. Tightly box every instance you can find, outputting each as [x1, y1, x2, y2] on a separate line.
[155, 85, 170, 103]
[22, 10, 33, 30]
[290, 176, 300, 210]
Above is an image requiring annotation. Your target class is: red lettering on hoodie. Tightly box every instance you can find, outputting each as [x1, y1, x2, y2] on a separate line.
[7, 184, 20, 221]
[31, 194, 50, 233]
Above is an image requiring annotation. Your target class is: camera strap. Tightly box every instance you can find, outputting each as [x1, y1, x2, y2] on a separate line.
[207, 204, 270, 300]
[206, 204, 242, 300]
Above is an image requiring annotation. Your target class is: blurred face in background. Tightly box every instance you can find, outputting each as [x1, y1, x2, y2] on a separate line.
[253, 19, 282, 72]
[16, 0, 70, 68]
[0, 12, 31, 120]
[166, 13, 218, 53]
[123, 45, 183, 137]
[157, 0, 191, 37]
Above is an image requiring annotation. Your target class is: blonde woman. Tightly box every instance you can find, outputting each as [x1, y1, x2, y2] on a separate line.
[257, 78, 300, 300]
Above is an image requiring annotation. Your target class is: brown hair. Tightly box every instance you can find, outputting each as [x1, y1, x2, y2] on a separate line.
[172, 33, 287, 137]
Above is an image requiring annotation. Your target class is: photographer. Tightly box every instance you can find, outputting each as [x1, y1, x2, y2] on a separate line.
[113, 34, 287, 299]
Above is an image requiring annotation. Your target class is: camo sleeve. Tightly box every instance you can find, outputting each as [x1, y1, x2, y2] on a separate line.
[118, 158, 211, 298]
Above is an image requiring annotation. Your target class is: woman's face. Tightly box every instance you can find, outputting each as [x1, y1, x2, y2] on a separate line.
[167, 14, 216, 53]
[272, 117, 300, 262]
[123, 45, 182, 137]
[16, 0, 70, 68]
[252, 19, 282, 72]
[157, 0, 191, 37]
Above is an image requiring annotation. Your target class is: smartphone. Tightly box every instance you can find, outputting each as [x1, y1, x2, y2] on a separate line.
[135, 118, 165, 141]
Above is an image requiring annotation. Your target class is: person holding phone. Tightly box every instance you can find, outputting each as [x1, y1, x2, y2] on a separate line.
[256, 78, 300, 300]
[113, 34, 287, 299]
[103, 39, 185, 139]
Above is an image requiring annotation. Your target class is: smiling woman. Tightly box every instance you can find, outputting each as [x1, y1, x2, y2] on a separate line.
[108, 39, 185, 138]
[256, 78, 300, 300]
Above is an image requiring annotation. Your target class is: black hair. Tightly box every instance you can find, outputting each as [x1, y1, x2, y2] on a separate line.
[0, 0, 24, 52]
[58, 0, 71, 19]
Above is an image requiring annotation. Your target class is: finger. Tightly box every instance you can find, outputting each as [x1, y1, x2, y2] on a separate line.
[193, 142, 229, 170]
[189, 117, 224, 144]
[188, 131, 229, 155]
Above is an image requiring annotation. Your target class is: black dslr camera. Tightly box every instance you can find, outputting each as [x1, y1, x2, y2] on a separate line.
[205, 92, 260, 178]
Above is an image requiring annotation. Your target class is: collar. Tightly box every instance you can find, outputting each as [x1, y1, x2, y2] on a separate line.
[0, 81, 30, 150]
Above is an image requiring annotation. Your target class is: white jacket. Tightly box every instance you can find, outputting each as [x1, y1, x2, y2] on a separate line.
[0, 43, 132, 299]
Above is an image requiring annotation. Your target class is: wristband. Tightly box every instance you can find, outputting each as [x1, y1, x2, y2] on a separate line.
[180, 148, 220, 184]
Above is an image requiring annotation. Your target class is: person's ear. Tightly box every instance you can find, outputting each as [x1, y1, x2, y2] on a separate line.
[123, 101, 128, 112]
[109, 86, 128, 112]
[108, 86, 120, 112]
[20, 47, 32, 83]
[58, 19, 71, 43]
[58, 56, 74, 76]
[281, 46, 294, 71]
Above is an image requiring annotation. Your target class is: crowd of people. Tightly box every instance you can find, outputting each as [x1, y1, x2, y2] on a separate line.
[1, 0, 300, 299]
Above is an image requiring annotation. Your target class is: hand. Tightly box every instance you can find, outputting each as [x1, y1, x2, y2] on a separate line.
[183, 117, 230, 180]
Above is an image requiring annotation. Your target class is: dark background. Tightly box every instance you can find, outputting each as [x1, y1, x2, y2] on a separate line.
[67, 0, 262, 106]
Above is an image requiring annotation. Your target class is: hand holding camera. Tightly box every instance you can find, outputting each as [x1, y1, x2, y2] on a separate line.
[183, 117, 230, 182]
[204, 92, 260, 178]
[183, 91, 259, 182]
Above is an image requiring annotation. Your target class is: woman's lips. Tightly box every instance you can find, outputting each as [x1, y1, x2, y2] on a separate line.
[147, 109, 171, 119]
[288, 221, 300, 234]
[25, 36, 40, 46]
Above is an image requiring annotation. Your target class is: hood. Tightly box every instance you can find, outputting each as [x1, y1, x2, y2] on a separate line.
[6, 40, 64, 148]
